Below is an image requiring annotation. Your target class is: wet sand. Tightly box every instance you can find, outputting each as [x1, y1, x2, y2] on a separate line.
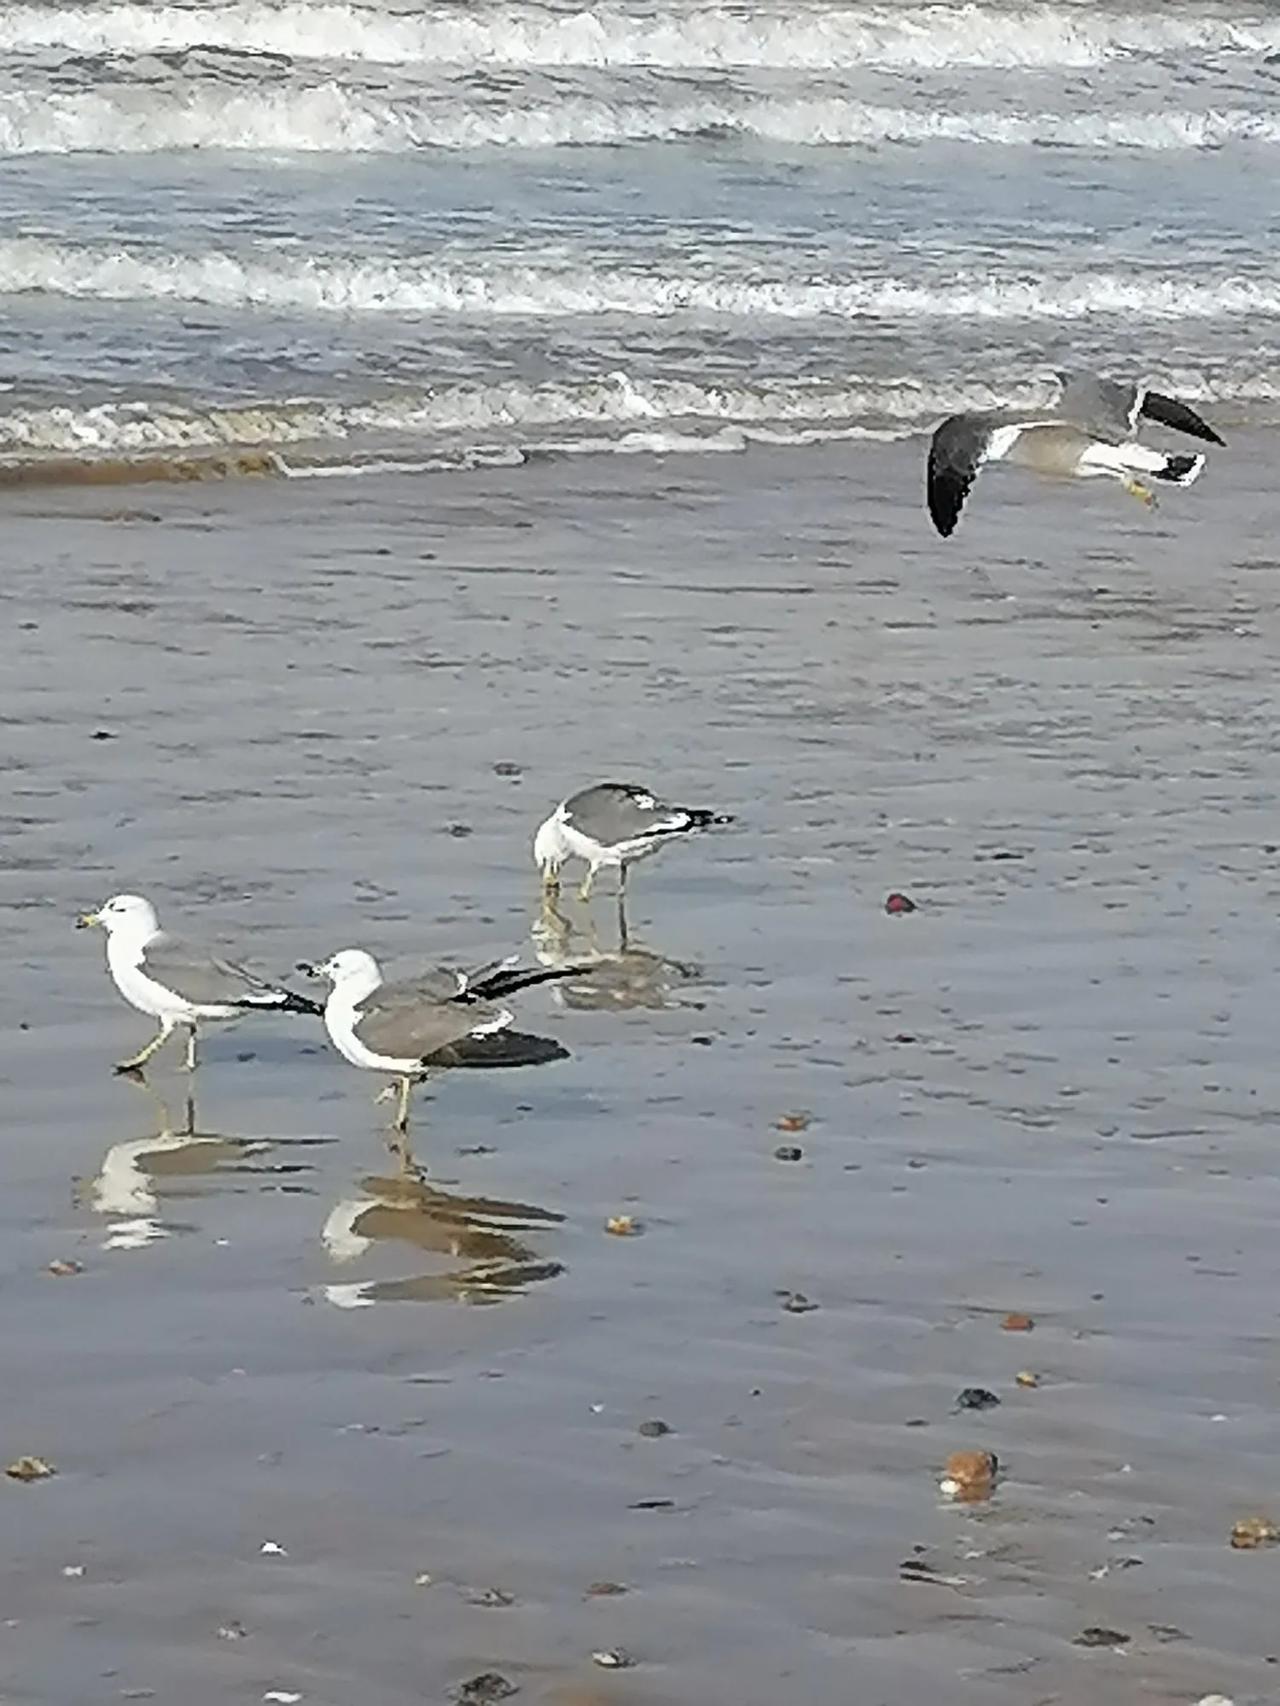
[3, 435, 1280, 1705]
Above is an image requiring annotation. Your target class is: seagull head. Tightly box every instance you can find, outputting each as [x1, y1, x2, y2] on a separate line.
[298, 949, 383, 991]
[77, 893, 159, 938]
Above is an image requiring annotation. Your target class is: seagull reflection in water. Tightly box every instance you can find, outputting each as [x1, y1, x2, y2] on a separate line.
[87, 1077, 319, 1248]
[321, 1169, 564, 1307]
[532, 892, 705, 1013]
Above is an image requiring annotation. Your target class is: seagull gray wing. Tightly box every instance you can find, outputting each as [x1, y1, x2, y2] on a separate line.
[1058, 371, 1225, 446]
[352, 980, 509, 1064]
[139, 932, 304, 1009]
[564, 783, 691, 846]
[1055, 372, 1142, 437]
[926, 412, 1009, 538]
[1138, 389, 1225, 446]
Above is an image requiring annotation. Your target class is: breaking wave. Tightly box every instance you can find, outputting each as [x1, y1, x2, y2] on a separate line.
[0, 368, 1268, 462]
[0, 2, 1277, 71]
[3, 84, 1279, 154]
[2, 237, 1278, 323]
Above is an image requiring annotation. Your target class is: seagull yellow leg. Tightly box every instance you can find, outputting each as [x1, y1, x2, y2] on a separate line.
[114, 1020, 175, 1074]
[1123, 477, 1156, 508]
[394, 1074, 413, 1134]
[540, 864, 562, 896]
[578, 866, 597, 903]
[183, 1025, 199, 1073]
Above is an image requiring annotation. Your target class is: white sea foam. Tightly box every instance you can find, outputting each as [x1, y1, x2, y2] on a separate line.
[0, 2, 1276, 71]
[3, 83, 1278, 154]
[2, 237, 1278, 323]
[0, 369, 1267, 462]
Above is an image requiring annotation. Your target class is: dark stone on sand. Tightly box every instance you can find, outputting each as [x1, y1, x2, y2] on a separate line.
[454, 1674, 518, 1704]
[773, 1144, 803, 1161]
[447, 822, 473, 837]
[1073, 1627, 1130, 1648]
[782, 1292, 818, 1314]
[628, 1497, 675, 1510]
[954, 1387, 1001, 1412]
[492, 762, 523, 777]
[91, 729, 116, 740]
[637, 1419, 671, 1437]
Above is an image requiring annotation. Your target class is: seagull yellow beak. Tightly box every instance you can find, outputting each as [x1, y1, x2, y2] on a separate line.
[76, 910, 102, 930]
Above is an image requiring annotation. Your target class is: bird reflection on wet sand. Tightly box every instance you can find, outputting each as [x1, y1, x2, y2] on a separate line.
[532, 893, 705, 1012]
[85, 1078, 321, 1249]
[321, 1169, 564, 1308]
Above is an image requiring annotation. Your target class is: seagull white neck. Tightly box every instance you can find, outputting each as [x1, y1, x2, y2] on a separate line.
[105, 923, 157, 977]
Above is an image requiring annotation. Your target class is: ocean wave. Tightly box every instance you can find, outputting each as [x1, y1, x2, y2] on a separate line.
[3, 82, 1278, 154]
[0, 2, 1276, 72]
[0, 370, 1269, 461]
[3, 237, 1279, 323]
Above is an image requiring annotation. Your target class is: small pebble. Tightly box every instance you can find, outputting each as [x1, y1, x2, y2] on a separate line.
[1001, 1312, 1035, 1332]
[954, 1387, 1001, 1412]
[6, 1456, 55, 1482]
[1197, 1696, 1235, 1706]
[885, 892, 917, 915]
[62, 1565, 86, 1579]
[605, 1215, 640, 1237]
[776, 1112, 811, 1132]
[585, 1581, 627, 1597]
[466, 1587, 515, 1608]
[47, 1259, 84, 1277]
[1073, 1627, 1130, 1648]
[1230, 1515, 1279, 1550]
[1015, 1370, 1040, 1388]
[454, 1674, 518, 1705]
[637, 1419, 671, 1438]
[259, 1541, 287, 1557]
[591, 1650, 633, 1670]
[217, 1622, 248, 1640]
[939, 1449, 998, 1502]
[773, 1144, 803, 1162]
[263, 1694, 301, 1704]
[782, 1291, 819, 1314]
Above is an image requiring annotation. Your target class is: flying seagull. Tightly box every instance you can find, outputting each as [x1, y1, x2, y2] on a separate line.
[926, 372, 1224, 538]
[534, 781, 733, 902]
[78, 892, 320, 1073]
[303, 949, 577, 1143]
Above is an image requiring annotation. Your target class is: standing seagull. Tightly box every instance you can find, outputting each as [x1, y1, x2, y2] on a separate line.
[534, 782, 733, 902]
[77, 893, 320, 1073]
[926, 372, 1224, 537]
[304, 949, 576, 1145]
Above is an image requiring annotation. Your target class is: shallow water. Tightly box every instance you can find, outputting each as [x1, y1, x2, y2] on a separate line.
[3, 437, 1280, 1702]
[2, 0, 1280, 473]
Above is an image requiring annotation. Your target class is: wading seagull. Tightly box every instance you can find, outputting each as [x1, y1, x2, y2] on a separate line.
[926, 372, 1224, 538]
[302, 950, 577, 1141]
[77, 893, 321, 1073]
[534, 782, 734, 902]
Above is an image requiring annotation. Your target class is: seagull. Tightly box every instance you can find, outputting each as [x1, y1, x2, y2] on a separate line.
[533, 781, 733, 902]
[77, 893, 320, 1073]
[303, 949, 577, 1144]
[926, 372, 1225, 537]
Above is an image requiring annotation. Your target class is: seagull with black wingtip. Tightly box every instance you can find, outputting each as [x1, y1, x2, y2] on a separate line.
[926, 370, 1225, 538]
[301, 948, 581, 1150]
[77, 892, 320, 1073]
[533, 781, 734, 903]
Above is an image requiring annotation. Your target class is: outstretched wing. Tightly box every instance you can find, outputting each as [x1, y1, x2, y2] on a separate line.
[927, 414, 1003, 538]
[1139, 389, 1225, 446]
